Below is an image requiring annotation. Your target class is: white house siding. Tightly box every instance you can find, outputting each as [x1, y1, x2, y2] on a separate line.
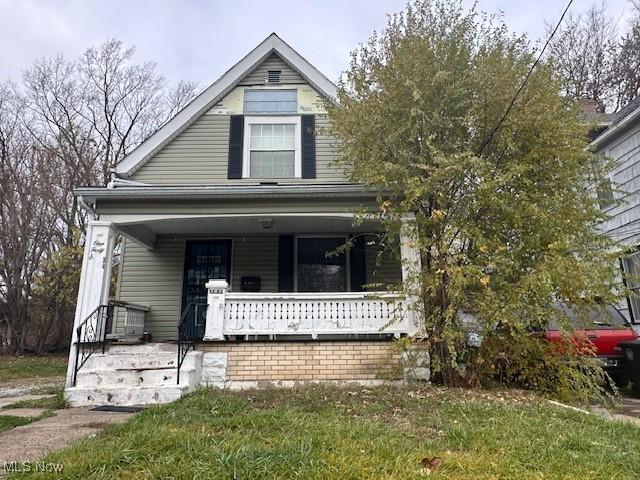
[599, 125, 640, 245]
[597, 121, 640, 321]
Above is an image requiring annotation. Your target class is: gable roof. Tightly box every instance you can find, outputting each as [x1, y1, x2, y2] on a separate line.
[115, 33, 338, 177]
[590, 95, 640, 150]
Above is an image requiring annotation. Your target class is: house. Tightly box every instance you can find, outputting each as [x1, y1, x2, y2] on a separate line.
[591, 96, 640, 329]
[64, 34, 425, 406]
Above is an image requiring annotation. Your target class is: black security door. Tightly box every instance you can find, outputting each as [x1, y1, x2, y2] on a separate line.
[181, 240, 232, 339]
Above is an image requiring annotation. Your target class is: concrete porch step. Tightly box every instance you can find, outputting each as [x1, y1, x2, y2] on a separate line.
[105, 343, 178, 355]
[67, 343, 207, 407]
[65, 384, 192, 407]
[82, 350, 202, 371]
[74, 366, 199, 387]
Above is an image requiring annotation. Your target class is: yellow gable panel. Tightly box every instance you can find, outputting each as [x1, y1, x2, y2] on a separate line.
[206, 84, 327, 116]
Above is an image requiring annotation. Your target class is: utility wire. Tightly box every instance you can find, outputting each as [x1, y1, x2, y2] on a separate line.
[476, 0, 575, 157]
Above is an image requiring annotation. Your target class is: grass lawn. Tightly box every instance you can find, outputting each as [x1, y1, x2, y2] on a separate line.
[0, 414, 33, 433]
[9, 385, 640, 480]
[0, 355, 67, 382]
[0, 409, 55, 434]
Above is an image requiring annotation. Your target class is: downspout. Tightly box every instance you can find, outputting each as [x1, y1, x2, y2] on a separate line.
[107, 170, 149, 189]
[77, 195, 96, 222]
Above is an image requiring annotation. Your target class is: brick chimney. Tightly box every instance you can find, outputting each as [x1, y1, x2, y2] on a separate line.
[580, 97, 604, 114]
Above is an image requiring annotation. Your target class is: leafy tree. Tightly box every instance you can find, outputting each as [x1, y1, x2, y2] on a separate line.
[328, 0, 623, 394]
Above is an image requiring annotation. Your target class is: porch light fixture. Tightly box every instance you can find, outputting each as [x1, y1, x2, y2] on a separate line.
[258, 218, 274, 229]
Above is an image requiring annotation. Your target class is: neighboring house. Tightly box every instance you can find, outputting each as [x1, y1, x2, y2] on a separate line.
[64, 34, 424, 406]
[591, 96, 640, 327]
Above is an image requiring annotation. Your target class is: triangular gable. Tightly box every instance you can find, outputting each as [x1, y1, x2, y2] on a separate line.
[238, 52, 305, 86]
[115, 33, 338, 178]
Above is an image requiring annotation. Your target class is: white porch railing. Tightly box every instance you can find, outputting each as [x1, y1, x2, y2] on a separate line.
[202, 280, 407, 340]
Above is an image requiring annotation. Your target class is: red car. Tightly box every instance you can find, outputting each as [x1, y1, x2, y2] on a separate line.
[546, 304, 638, 386]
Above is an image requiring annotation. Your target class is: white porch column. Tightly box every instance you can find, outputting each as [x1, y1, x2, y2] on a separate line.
[400, 214, 423, 335]
[65, 221, 116, 388]
[203, 280, 229, 341]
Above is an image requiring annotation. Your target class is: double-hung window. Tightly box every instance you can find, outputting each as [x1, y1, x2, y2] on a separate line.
[295, 236, 349, 292]
[243, 116, 301, 178]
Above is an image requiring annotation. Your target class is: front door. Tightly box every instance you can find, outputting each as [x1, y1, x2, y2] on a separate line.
[181, 240, 232, 339]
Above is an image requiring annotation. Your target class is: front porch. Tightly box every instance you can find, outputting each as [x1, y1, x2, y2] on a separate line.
[106, 213, 418, 343]
[65, 187, 425, 404]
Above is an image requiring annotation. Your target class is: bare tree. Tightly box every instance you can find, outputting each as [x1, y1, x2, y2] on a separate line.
[611, 5, 640, 110]
[546, 3, 617, 111]
[548, 2, 640, 112]
[0, 39, 197, 353]
[0, 83, 64, 352]
[22, 39, 198, 233]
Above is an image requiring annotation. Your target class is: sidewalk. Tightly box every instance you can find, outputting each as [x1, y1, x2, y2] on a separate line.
[591, 396, 640, 427]
[0, 378, 136, 472]
[0, 407, 134, 466]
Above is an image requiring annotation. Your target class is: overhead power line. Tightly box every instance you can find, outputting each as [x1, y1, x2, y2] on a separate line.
[476, 0, 575, 157]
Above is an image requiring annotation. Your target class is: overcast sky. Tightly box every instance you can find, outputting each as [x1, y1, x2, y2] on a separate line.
[0, 0, 636, 88]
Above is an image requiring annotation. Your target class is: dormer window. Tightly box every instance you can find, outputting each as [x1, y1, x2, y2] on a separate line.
[242, 116, 301, 178]
[267, 70, 281, 83]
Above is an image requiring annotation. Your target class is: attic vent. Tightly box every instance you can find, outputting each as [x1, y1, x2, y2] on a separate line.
[267, 70, 281, 83]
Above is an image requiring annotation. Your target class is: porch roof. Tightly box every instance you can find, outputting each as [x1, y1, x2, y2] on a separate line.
[74, 183, 379, 204]
[76, 184, 389, 250]
[113, 214, 386, 250]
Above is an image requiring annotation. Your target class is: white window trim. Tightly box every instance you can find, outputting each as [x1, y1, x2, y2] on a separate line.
[242, 116, 301, 178]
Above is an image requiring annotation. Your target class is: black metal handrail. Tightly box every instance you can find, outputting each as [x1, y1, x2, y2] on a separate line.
[177, 303, 205, 384]
[72, 303, 114, 386]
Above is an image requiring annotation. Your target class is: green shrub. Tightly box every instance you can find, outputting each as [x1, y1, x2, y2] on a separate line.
[474, 326, 612, 403]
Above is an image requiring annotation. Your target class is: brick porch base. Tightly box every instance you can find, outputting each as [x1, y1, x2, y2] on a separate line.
[198, 340, 402, 383]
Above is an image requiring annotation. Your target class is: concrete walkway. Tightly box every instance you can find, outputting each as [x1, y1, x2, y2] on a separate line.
[0, 377, 64, 398]
[0, 394, 53, 408]
[590, 396, 640, 427]
[618, 396, 640, 417]
[0, 407, 48, 418]
[0, 407, 134, 466]
[0, 378, 136, 471]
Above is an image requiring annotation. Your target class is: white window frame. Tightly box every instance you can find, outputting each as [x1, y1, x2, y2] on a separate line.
[242, 116, 301, 178]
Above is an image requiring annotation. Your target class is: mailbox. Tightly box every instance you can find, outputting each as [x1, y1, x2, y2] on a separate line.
[240, 276, 261, 292]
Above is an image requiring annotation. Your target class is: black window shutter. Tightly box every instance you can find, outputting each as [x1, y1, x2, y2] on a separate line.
[278, 235, 295, 292]
[349, 234, 367, 292]
[227, 115, 244, 179]
[301, 115, 316, 179]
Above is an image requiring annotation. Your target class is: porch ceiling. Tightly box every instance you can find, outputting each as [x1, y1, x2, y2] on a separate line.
[116, 215, 383, 249]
